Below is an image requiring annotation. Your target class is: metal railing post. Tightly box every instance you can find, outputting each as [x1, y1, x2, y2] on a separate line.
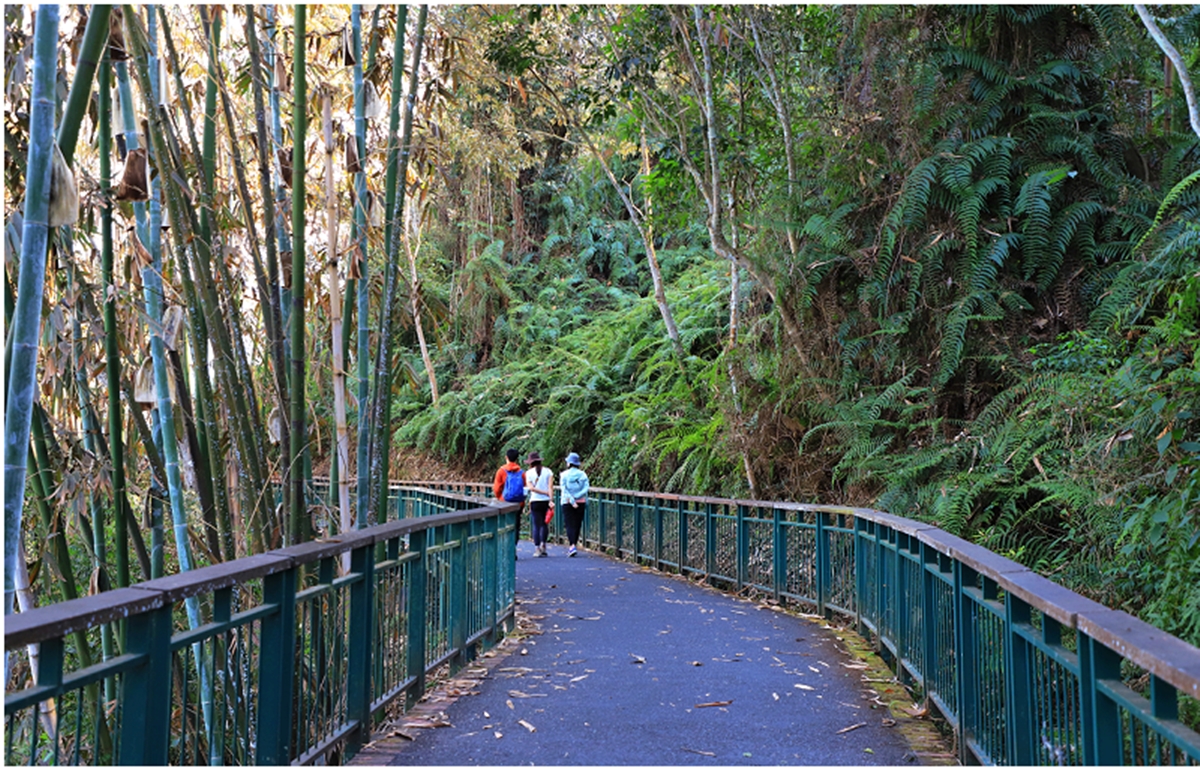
[256, 566, 297, 765]
[487, 512, 500, 641]
[772, 507, 785, 602]
[1080, 632, 1122, 764]
[1004, 595, 1035, 764]
[653, 498, 663, 570]
[816, 511, 830, 617]
[705, 503, 717, 580]
[954, 562, 979, 764]
[345, 543, 376, 758]
[678, 499, 688, 574]
[450, 520, 468, 668]
[736, 503, 748, 592]
[920, 541, 938, 704]
[406, 528, 429, 708]
[118, 600, 172, 765]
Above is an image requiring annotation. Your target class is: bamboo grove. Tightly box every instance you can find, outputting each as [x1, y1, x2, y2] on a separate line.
[4, 2, 1200, 733]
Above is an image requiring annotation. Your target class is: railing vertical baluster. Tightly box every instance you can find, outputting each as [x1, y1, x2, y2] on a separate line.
[1004, 595, 1035, 764]
[120, 601, 172, 765]
[346, 542, 376, 759]
[735, 503, 747, 592]
[653, 498, 663, 571]
[406, 529, 429, 708]
[705, 503, 716, 580]
[487, 510, 500, 641]
[256, 566, 297, 765]
[1080, 630, 1123, 764]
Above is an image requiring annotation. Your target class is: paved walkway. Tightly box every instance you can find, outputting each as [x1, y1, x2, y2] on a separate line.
[356, 540, 921, 766]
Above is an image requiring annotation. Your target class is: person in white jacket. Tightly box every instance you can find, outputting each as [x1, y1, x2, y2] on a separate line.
[525, 451, 554, 557]
[559, 452, 589, 557]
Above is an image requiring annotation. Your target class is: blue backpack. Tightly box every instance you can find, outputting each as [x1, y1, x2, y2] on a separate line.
[502, 468, 525, 502]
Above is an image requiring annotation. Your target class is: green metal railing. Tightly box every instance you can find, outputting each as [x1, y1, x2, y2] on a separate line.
[4, 487, 516, 766]
[411, 481, 1200, 766]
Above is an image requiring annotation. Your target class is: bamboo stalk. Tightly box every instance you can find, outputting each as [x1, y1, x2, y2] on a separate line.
[353, 4, 371, 529]
[4, 3, 59, 620]
[323, 91, 353, 559]
[290, 4, 308, 546]
[245, 6, 290, 532]
[57, 6, 112, 166]
[369, 5, 427, 521]
[98, 49, 131, 589]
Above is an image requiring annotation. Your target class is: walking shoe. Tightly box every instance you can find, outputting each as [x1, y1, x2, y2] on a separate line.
[568, 546, 577, 557]
[538, 545, 548, 557]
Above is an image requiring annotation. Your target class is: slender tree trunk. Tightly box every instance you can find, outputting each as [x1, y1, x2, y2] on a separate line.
[323, 92, 352, 561]
[14, 532, 57, 738]
[1135, 4, 1200, 139]
[290, 5, 308, 546]
[4, 4, 59, 622]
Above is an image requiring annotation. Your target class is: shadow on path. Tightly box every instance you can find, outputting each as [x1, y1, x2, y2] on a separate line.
[356, 540, 922, 766]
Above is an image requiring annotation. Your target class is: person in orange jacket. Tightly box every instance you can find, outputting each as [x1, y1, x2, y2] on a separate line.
[493, 448, 525, 557]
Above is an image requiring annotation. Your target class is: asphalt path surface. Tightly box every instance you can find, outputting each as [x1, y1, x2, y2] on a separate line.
[373, 539, 917, 766]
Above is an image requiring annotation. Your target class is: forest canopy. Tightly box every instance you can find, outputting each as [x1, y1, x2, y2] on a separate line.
[3, 3, 1199, 674]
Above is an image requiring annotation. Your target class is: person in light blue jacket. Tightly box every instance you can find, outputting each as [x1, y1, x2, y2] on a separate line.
[559, 452, 589, 557]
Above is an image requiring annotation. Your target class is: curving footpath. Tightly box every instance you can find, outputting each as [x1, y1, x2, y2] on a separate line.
[353, 540, 929, 766]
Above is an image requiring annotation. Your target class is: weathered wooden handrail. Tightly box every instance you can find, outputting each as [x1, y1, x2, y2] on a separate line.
[4, 487, 518, 766]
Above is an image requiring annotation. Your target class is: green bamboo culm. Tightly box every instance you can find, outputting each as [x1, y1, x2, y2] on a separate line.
[57, 5, 111, 166]
[4, 4, 60, 618]
[290, 4, 308, 546]
[370, 4, 427, 521]
[98, 50, 130, 589]
[353, 3, 371, 528]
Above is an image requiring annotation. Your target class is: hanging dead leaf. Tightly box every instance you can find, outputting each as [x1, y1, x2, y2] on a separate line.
[115, 148, 149, 202]
[278, 147, 293, 188]
[108, 7, 127, 60]
[345, 135, 361, 173]
[162, 305, 184, 351]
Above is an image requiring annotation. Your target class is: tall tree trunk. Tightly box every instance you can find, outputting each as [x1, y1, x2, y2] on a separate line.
[290, 5, 308, 546]
[4, 3, 59, 622]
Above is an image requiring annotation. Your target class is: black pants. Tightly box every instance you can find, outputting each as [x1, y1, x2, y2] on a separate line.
[563, 501, 585, 546]
[529, 500, 550, 546]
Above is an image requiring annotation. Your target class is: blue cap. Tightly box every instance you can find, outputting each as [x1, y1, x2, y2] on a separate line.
[565, 452, 581, 466]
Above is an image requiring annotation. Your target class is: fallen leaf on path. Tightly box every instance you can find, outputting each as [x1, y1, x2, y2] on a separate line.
[483, 711, 490, 718]
[840, 662, 868, 670]
[494, 731, 503, 739]
[630, 653, 646, 664]
[681, 748, 715, 757]
[773, 693, 779, 701]
[808, 665, 821, 673]
[688, 661, 703, 667]
[505, 700, 514, 710]
[520, 648, 528, 656]
[386, 730, 415, 740]
[508, 690, 546, 699]
[794, 684, 815, 691]
[881, 718, 896, 727]
[570, 674, 589, 682]
[695, 700, 733, 708]
[864, 748, 874, 754]
[836, 722, 867, 734]
[519, 720, 536, 733]
[902, 703, 929, 718]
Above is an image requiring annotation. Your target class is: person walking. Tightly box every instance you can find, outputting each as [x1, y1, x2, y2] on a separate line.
[559, 452, 589, 557]
[493, 449, 525, 557]
[525, 451, 553, 557]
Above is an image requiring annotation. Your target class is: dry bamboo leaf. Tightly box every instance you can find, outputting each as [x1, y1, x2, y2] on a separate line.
[695, 700, 733, 708]
[836, 722, 867, 734]
[507, 690, 545, 699]
[794, 683, 815, 691]
[518, 719, 536, 733]
[681, 748, 716, 757]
